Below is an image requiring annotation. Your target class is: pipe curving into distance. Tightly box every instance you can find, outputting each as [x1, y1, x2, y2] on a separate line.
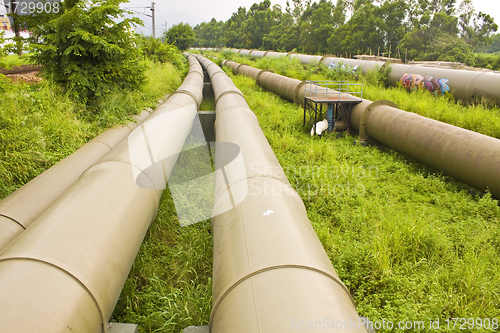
[217, 48, 500, 104]
[221, 59, 500, 199]
[0, 54, 204, 333]
[0, 110, 151, 252]
[194, 54, 367, 333]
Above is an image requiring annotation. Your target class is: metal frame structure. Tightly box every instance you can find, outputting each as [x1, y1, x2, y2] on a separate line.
[303, 81, 363, 136]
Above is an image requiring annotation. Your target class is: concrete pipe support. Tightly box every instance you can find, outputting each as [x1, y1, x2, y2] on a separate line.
[197, 54, 366, 333]
[0, 110, 151, 252]
[0, 55, 204, 333]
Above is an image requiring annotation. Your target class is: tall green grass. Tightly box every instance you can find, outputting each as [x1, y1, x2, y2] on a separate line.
[227, 71, 500, 332]
[216, 53, 500, 139]
[0, 60, 184, 199]
[0, 54, 32, 69]
[111, 190, 213, 332]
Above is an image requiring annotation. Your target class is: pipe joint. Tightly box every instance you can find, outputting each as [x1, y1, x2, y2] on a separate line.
[359, 100, 398, 142]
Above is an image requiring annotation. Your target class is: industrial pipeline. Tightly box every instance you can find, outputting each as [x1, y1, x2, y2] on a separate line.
[0, 110, 152, 252]
[0, 54, 204, 333]
[194, 53, 368, 332]
[223, 48, 500, 104]
[220, 59, 500, 200]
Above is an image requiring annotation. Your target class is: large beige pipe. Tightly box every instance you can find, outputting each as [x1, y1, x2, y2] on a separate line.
[222, 60, 500, 199]
[321, 56, 385, 75]
[249, 49, 267, 58]
[0, 110, 151, 252]
[349, 100, 500, 198]
[265, 51, 289, 58]
[288, 53, 322, 64]
[0, 55, 204, 333]
[387, 63, 500, 103]
[198, 55, 366, 333]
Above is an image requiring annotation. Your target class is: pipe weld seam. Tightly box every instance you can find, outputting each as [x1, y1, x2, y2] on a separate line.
[172, 90, 201, 108]
[255, 69, 273, 84]
[0, 256, 106, 332]
[0, 214, 25, 229]
[88, 140, 114, 151]
[214, 89, 245, 104]
[209, 264, 356, 325]
[235, 63, 249, 74]
[209, 70, 228, 80]
[214, 106, 256, 127]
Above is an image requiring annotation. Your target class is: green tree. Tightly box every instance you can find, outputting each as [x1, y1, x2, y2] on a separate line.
[328, 0, 384, 56]
[458, 0, 498, 51]
[30, 0, 146, 103]
[222, 7, 247, 48]
[263, 12, 299, 51]
[300, 1, 336, 54]
[136, 35, 185, 68]
[378, 0, 408, 55]
[426, 34, 475, 64]
[193, 18, 224, 47]
[240, 0, 281, 49]
[165, 23, 195, 51]
[479, 33, 500, 53]
[399, 11, 459, 61]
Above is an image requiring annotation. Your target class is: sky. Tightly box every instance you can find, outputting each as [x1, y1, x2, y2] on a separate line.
[124, 0, 500, 35]
[0, 0, 498, 36]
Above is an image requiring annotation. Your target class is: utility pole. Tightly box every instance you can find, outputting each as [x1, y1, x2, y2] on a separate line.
[151, 2, 155, 38]
[8, 0, 22, 55]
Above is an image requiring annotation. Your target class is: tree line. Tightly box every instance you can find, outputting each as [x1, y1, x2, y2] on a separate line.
[192, 0, 500, 69]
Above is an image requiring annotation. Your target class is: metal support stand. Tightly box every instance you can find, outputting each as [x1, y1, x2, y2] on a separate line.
[304, 81, 363, 136]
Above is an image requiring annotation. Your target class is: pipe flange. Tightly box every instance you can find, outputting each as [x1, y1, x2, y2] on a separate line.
[293, 81, 306, 106]
[0, 254, 109, 333]
[359, 100, 398, 142]
[320, 54, 337, 64]
[209, 264, 357, 332]
[214, 88, 245, 105]
[235, 63, 249, 75]
[255, 69, 273, 85]
[172, 90, 202, 109]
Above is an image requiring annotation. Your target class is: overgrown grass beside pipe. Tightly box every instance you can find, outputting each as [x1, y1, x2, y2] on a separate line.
[0, 110, 151, 253]
[0, 55, 204, 333]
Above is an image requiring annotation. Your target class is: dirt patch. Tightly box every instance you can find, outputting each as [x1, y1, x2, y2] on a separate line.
[0, 64, 42, 75]
[5, 71, 42, 84]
